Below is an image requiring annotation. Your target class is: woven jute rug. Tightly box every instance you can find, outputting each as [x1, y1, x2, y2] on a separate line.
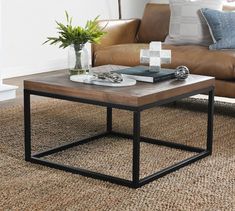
[0, 98, 234, 210]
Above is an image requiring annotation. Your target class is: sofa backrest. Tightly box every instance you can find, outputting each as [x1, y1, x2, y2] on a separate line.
[136, 3, 170, 43]
[136, 3, 235, 44]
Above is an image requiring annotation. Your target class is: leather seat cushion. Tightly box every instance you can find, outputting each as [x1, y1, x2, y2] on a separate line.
[136, 4, 170, 43]
[94, 44, 149, 67]
[94, 43, 235, 80]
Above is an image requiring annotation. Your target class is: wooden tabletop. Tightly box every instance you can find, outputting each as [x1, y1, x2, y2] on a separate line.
[24, 65, 215, 107]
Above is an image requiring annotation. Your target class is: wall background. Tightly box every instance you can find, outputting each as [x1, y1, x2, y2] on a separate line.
[0, 0, 149, 78]
[1, 0, 233, 79]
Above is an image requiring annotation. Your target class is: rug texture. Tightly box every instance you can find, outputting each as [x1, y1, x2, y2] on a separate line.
[0, 99, 234, 210]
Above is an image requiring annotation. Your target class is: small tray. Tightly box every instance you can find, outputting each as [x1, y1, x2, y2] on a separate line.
[70, 74, 136, 87]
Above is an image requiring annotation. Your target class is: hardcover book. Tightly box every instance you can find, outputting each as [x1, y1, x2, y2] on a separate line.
[114, 66, 176, 83]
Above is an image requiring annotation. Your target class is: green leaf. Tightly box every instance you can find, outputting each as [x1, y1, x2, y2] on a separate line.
[43, 11, 106, 48]
[65, 11, 69, 23]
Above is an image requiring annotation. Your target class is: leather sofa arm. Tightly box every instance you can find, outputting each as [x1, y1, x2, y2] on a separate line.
[92, 19, 140, 54]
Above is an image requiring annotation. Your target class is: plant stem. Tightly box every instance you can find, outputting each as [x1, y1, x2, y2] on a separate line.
[74, 44, 83, 69]
[75, 50, 82, 69]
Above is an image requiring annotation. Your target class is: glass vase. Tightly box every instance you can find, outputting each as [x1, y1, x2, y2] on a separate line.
[68, 44, 89, 76]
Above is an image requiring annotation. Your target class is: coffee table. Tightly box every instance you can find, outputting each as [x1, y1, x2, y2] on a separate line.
[24, 65, 215, 188]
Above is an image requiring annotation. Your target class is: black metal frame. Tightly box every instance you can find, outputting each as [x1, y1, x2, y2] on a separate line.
[24, 86, 214, 188]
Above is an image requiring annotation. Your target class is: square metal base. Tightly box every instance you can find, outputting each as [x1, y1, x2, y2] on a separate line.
[24, 88, 214, 188]
[29, 131, 210, 189]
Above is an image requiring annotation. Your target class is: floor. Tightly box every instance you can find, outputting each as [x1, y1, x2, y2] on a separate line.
[0, 70, 235, 108]
[0, 70, 64, 108]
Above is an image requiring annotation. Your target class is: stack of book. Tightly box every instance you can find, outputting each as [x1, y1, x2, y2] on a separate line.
[114, 66, 176, 83]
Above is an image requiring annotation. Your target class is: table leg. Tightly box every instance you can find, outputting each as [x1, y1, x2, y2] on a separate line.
[107, 107, 112, 133]
[132, 111, 140, 187]
[24, 90, 31, 161]
[207, 88, 214, 154]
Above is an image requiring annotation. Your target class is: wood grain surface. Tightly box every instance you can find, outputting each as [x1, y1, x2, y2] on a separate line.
[24, 65, 215, 107]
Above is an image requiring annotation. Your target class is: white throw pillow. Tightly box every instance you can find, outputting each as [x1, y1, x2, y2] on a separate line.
[165, 0, 223, 46]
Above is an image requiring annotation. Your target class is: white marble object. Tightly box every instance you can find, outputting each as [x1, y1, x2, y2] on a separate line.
[70, 74, 136, 87]
[140, 41, 171, 72]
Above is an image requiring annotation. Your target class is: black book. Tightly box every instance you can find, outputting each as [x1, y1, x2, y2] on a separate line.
[114, 66, 176, 83]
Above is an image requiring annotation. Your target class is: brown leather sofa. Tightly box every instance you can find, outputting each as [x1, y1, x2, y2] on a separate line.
[92, 3, 235, 98]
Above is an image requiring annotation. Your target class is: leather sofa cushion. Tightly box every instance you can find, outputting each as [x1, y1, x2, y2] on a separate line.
[164, 44, 235, 80]
[137, 4, 170, 43]
[94, 43, 235, 80]
[215, 79, 235, 98]
[94, 44, 148, 67]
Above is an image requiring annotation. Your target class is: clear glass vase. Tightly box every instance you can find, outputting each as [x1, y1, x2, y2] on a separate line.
[68, 44, 89, 76]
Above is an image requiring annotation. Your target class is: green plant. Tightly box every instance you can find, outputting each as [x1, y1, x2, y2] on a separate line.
[44, 11, 106, 74]
[44, 11, 106, 50]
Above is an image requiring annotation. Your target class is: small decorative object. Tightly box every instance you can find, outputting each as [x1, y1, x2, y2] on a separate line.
[70, 74, 136, 87]
[174, 65, 190, 80]
[140, 41, 171, 72]
[44, 12, 106, 76]
[93, 72, 123, 83]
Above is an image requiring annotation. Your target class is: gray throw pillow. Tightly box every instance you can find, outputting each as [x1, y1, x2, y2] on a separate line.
[201, 8, 235, 49]
[165, 0, 223, 46]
